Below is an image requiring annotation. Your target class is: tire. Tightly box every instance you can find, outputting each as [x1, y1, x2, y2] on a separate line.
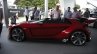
[10, 28, 25, 42]
[70, 31, 87, 46]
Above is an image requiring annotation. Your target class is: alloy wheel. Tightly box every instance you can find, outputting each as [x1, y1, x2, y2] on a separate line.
[11, 28, 25, 42]
[70, 31, 86, 46]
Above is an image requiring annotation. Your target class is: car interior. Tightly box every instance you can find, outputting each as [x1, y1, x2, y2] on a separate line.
[43, 18, 71, 24]
[76, 18, 88, 23]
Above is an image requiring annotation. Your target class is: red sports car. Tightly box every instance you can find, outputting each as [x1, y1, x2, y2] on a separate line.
[8, 18, 96, 46]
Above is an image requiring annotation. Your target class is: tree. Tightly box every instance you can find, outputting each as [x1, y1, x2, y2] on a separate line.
[48, 0, 59, 9]
[75, 4, 80, 9]
[15, 0, 59, 9]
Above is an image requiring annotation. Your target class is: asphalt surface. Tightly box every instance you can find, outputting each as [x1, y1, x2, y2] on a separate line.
[0, 26, 97, 54]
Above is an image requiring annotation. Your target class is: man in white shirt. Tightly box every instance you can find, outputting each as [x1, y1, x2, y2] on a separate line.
[52, 5, 62, 20]
[64, 7, 72, 18]
[24, 7, 29, 21]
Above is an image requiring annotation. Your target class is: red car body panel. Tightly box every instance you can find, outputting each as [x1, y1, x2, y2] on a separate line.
[9, 18, 95, 41]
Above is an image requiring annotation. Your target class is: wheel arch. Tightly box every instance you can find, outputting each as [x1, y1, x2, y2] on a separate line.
[9, 26, 26, 41]
[68, 29, 89, 42]
[68, 30, 88, 46]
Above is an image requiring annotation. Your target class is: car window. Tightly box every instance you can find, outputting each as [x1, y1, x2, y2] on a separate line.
[43, 18, 71, 24]
[30, 18, 71, 24]
[30, 19, 44, 23]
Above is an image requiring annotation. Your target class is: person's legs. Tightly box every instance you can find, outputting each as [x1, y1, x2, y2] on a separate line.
[0, 23, 2, 37]
[31, 16, 34, 20]
[0, 23, 2, 49]
[26, 16, 28, 21]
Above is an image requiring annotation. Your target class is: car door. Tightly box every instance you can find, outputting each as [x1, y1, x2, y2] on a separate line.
[30, 23, 45, 38]
[41, 23, 70, 38]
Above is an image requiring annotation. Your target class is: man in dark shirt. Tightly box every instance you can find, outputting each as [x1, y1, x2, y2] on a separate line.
[0, 8, 3, 48]
[0, 8, 3, 36]
[83, 8, 90, 18]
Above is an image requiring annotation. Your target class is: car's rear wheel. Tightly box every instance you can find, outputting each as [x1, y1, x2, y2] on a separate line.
[70, 31, 87, 46]
[11, 28, 25, 42]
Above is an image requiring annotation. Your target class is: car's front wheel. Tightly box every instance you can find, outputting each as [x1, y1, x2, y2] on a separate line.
[70, 31, 87, 46]
[11, 28, 25, 42]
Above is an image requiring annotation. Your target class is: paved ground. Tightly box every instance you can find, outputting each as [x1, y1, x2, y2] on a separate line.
[0, 17, 97, 54]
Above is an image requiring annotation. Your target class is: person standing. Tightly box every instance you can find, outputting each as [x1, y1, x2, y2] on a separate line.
[0, 8, 3, 48]
[83, 8, 90, 18]
[50, 9, 53, 19]
[72, 7, 81, 19]
[10, 15, 18, 25]
[0, 9, 3, 37]
[51, 5, 62, 20]
[31, 6, 40, 20]
[64, 7, 72, 19]
[24, 7, 29, 21]
[78, 10, 83, 17]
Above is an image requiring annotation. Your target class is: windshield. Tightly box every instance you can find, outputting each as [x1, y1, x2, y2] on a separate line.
[29, 18, 50, 23]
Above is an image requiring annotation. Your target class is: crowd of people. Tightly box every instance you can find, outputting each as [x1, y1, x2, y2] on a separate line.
[22, 5, 91, 23]
[24, 6, 40, 21]
[50, 6, 90, 20]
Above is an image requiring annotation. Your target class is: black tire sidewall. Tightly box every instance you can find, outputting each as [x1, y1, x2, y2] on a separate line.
[11, 27, 25, 42]
[70, 31, 87, 46]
